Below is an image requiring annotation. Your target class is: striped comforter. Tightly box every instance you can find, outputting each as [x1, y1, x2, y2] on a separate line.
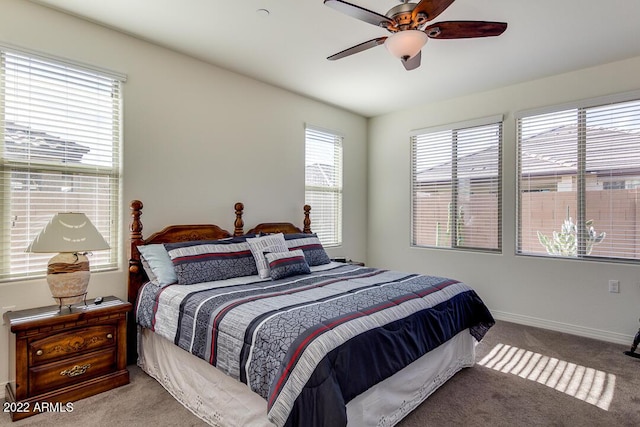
[136, 263, 494, 427]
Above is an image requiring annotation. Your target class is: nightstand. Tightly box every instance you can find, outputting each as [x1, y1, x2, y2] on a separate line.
[3, 296, 131, 421]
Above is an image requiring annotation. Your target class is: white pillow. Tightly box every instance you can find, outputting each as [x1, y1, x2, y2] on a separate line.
[247, 233, 288, 279]
[138, 244, 177, 286]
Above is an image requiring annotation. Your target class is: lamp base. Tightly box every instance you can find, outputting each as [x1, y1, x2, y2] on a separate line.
[52, 293, 88, 312]
[47, 252, 91, 310]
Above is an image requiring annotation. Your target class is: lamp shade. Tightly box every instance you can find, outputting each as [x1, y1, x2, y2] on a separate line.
[26, 212, 110, 254]
[384, 30, 428, 60]
[26, 213, 110, 309]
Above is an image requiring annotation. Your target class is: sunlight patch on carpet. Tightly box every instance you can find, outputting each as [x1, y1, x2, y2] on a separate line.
[478, 343, 615, 410]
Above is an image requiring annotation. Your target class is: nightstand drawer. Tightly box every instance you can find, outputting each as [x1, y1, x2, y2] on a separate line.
[28, 347, 117, 396]
[29, 325, 116, 366]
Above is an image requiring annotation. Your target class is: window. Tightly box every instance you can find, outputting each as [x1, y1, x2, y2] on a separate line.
[517, 93, 640, 261]
[305, 125, 342, 246]
[411, 116, 502, 251]
[0, 47, 124, 281]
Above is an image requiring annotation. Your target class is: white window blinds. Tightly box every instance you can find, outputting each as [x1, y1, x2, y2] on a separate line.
[305, 126, 343, 247]
[411, 116, 502, 251]
[0, 48, 124, 281]
[517, 93, 640, 262]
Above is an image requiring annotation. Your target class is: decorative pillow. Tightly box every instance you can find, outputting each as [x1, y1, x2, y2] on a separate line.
[265, 250, 310, 280]
[247, 233, 288, 279]
[138, 244, 178, 287]
[164, 238, 258, 285]
[284, 233, 331, 266]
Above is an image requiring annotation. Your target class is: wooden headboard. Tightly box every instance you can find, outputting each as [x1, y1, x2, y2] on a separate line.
[126, 199, 311, 362]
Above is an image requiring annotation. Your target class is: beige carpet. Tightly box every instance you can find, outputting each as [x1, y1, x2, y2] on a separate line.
[2, 321, 639, 426]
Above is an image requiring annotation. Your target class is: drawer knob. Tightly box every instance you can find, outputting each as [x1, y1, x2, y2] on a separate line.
[60, 363, 91, 378]
[106, 333, 113, 339]
[36, 349, 43, 356]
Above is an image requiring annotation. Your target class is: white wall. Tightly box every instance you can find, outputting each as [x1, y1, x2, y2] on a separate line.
[0, 0, 367, 386]
[368, 55, 640, 344]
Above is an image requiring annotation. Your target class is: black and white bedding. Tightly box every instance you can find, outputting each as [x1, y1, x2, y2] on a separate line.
[136, 261, 494, 427]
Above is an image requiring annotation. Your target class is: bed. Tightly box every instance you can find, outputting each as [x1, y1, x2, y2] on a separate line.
[127, 200, 494, 427]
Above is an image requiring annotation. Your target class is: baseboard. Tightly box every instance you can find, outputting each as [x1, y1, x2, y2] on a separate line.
[491, 310, 634, 347]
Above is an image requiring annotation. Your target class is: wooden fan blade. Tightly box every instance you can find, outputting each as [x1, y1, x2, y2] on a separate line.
[327, 37, 387, 61]
[425, 21, 508, 39]
[324, 0, 394, 27]
[412, 0, 456, 22]
[402, 51, 422, 71]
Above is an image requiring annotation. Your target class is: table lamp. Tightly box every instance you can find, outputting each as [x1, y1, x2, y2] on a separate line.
[26, 212, 110, 310]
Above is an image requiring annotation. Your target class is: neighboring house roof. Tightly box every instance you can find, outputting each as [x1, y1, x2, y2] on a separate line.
[4, 121, 89, 163]
[416, 124, 640, 182]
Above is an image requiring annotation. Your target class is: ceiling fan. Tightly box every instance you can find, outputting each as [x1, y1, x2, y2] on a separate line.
[324, 0, 507, 70]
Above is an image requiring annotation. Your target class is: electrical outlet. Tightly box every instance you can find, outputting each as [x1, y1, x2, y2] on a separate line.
[608, 280, 620, 293]
[2, 305, 16, 325]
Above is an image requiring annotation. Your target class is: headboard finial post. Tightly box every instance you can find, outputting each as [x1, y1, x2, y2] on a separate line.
[130, 200, 144, 268]
[234, 202, 244, 236]
[303, 204, 311, 234]
[129, 200, 143, 268]
[127, 200, 144, 363]
[130, 200, 143, 238]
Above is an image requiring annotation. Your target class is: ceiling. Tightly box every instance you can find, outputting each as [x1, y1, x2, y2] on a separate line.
[30, 0, 640, 118]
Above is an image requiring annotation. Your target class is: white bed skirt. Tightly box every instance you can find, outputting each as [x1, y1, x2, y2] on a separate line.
[138, 327, 476, 427]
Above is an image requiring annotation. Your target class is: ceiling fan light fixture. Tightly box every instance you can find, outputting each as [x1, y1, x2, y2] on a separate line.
[384, 30, 428, 60]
